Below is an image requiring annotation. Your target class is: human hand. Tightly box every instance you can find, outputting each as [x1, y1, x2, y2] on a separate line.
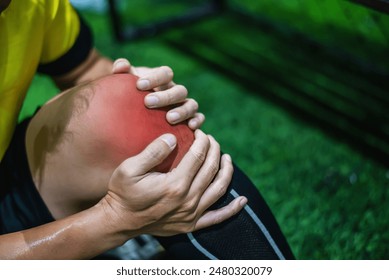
[112, 58, 205, 130]
[101, 130, 247, 237]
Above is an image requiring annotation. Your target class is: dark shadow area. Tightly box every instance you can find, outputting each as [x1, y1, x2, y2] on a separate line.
[352, 0, 389, 14]
[158, 6, 389, 167]
[108, 0, 226, 41]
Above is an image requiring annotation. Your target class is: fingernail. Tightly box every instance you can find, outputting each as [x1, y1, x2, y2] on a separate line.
[145, 95, 159, 107]
[239, 197, 248, 207]
[137, 79, 150, 90]
[114, 60, 130, 69]
[189, 119, 197, 129]
[168, 112, 180, 122]
[224, 154, 232, 162]
[161, 134, 177, 149]
[115, 60, 129, 68]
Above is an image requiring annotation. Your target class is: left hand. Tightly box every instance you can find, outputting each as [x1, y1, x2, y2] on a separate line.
[112, 58, 205, 130]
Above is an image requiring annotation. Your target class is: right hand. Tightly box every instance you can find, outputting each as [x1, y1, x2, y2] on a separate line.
[101, 130, 247, 237]
[112, 59, 205, 130]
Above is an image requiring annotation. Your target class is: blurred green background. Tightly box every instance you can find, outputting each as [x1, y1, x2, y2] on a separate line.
[21, 0, 389, 259]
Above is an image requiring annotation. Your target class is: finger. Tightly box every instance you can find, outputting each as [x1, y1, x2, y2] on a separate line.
[154, 81, 175, 92]
[118, 134, 177, 177]
[137, 66, 174, 90]
[196, 154, 234, 212]
[112, 58, 131, 74]
[145, 85, 188, 109]
[130, 66, 140, 76]
[193, 196, 248, 231]
[188, 135, 221, 197]
[174, 130, 210, 184]
[166, 98, 198, 124]
[188, 113, 206, 130]
[144, 86, 186, 109]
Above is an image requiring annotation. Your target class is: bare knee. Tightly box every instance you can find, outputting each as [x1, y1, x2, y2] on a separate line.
[25, 74, 194, 219]
[25, 82, 114, 219]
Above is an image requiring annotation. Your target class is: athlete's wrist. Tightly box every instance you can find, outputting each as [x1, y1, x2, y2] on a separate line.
[93, 196, 139, 247]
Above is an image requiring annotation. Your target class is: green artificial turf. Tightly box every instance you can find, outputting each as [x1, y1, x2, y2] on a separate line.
[20, 0, 389, 259]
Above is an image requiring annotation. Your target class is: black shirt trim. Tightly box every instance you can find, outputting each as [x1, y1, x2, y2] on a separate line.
[37, 13, 93, 76]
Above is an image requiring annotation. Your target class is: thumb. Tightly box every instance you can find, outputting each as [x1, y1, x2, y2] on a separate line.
[119, 134, 177, 177]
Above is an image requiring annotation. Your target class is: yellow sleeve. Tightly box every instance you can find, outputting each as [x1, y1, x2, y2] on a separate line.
[39, 0, 81, 64]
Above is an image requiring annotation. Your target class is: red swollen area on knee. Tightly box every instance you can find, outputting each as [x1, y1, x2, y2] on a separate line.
[82, 74, 194, 172]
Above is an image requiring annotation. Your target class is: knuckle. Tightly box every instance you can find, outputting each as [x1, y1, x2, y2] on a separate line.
[176, 85, 188, 98]
[164, 86, 187, 106]
[208, 160, 220, 178]
[183, 100, 198, 118]
[187, 224, 196, 233]
[167, 184, 186, 198]
[183, 213, 198, 228]
[111, 161, 135, 184]
[216, 182, 228, 198]
[211, 137, 220, 151]
[161, 66, 174, 79]
[221, 166, 233, 184]
[166, 91, 175, 106]
[191, 149, 207, 164]
[189, 98, 199, 111]
[186, 214, 198, 226]
[191, 114, 205, 128]
[213, 214, 224, 225]
[143, 144, 164, 161]
[115, 165, 129, 180]
[183, 172, 196, 185]
[178, 224, 195, 234]
[117, 158, 134, 175]
[183, 199, 198, 214]
[223, 159, 234, 175]
[228, 161, 234, 173]
[177, 106, 190, 120]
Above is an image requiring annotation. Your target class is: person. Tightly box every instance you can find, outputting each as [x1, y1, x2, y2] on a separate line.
[3, 73, 294, 259]
[0, 0, 245, 259]
[0, 0, 294, 259]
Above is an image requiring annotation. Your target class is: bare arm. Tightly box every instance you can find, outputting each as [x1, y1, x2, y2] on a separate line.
[0, 133, 246, 259]
[52, 48, 112, 90]
[0, 204, 125, 259]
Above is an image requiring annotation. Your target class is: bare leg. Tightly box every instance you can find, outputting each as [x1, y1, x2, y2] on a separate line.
[25, 74, 294, 259]
[26, 82, 115, 219]
[26, 75, 193, 219]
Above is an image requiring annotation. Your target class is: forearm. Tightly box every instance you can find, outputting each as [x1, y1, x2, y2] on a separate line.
[52, 48, 113, 90]
[0, 202, 126, 260]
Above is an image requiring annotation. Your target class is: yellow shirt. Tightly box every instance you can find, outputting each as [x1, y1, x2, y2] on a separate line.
[0, 0, 82, 160]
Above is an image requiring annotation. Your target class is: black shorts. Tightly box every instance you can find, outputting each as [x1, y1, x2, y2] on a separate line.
[0, 118, 54, 234]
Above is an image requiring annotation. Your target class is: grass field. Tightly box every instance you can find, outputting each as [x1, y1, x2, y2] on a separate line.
[21, 0, 389, 259]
